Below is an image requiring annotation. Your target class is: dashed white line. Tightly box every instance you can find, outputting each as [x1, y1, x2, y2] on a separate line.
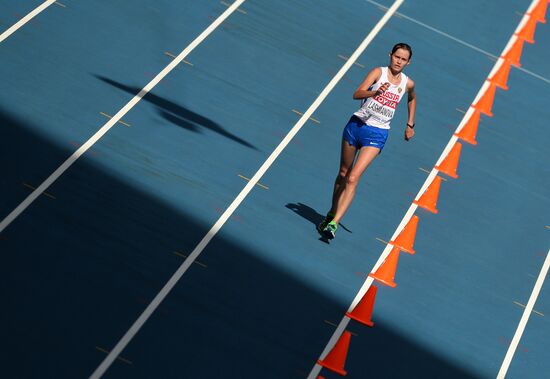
[0, 0, 56, 43]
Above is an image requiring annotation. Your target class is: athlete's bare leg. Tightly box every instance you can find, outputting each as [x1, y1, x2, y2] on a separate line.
[332, 146, 380, 224]
[329, 139, 357, 215]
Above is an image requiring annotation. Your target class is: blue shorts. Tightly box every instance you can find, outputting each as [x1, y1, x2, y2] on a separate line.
[343, 115, 389, 152]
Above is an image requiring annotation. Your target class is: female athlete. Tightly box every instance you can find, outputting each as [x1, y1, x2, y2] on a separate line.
[319, 43, 417, 239]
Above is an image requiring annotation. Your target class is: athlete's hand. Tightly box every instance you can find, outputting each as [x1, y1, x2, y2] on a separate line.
[404, 125, 414, 141]
[375, 82, 390, 96]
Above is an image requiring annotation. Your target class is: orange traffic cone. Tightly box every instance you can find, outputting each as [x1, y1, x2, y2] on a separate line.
[413, 176, 442, 214]
[435, 142, 462, 179]
[369, 247, 400, 287]
[454, 109, 480, 145]
[502, 37, 524, 67]
[529, 0, 547, 23]
[488, 59, 512, 90]
[472, 82, 497, 117]
[390, 215, 419, 254]
[515, 16, 537, 43]
[317, 331, 352, 376]
[346, 285, 377, 327]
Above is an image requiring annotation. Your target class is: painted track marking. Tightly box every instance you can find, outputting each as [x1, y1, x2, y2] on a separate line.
[513, 301, 544, 317]
[0, 0, 247, 236]
[292, 109, 320, 124]
[366, 0, 550, 86]
[89, 0, 411, 376]
[497, 249, 550, 378]
[87, 1, 249, 377]
[174, 251, 207, 268]
[95, 347, 132, 365]
[308, 1, 542, 377]
[238, 174, 269, 190]
[0, 1, 56, 43]
[337, 54, 365, 68]
[22, 183, 55, 199]
[99, 112, 131, 127]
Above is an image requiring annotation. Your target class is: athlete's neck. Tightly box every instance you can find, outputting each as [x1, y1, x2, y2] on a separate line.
[388, 67, 402, 79]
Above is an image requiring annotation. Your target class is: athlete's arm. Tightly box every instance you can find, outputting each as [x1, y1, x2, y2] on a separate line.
[404, 78, 416, 141]
[353, 67, 387, 99]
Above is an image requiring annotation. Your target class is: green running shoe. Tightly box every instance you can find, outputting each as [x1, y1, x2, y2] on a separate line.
[322, 221, 338, 240]
[317, 212, 335, 233]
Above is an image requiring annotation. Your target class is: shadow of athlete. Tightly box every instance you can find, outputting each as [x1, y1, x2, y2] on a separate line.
[318, 43, 417, 240]
[285, 202, 352, 234]
[94, 75, 258, 150]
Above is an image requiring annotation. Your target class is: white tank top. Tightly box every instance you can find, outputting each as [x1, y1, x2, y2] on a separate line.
[353, 67, 408, 129]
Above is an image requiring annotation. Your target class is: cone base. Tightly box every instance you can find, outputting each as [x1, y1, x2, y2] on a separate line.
[515, 33, 535, 44]
[453, 132, 477, 146]
[472, 105, 493, 117]
[345, 311, 374, 327]
[389, 241, 416, 255]
[434, 165, 459, 179]
[413, 200, 439, 214]
[490, 81, 509, 91]
[369, 273, 396, 288]
[317, 360, 347, 376]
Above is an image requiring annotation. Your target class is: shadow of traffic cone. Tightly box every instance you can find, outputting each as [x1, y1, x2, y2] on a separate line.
[472, 82, 496, 117]
[390, 215, 419, 254]
[515, 16, 537, 43]
[413, 176, 442, 214]
[502, 37, 524, 67]
[454, 110, 480, 145]
[488, 59, 512, 90]
[530, 1, 547, 23]
[317, 331, 352, 376]
[346, 285, 377, 327]
[435, 142, 462, 179]
[369, 247, 400, 287]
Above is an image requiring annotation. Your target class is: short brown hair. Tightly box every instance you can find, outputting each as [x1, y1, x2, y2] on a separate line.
[391, 43, 412, 59]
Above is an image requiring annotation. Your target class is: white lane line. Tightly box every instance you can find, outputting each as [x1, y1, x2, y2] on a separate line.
[308, 2, 540, 378]
[366, 0, 550, 86]
[0, 0, 246, 235]
[305, 1, 407, 378]
[497, 248, 550, 379]
[92, 1, 406, 377]
[0, 0, 56, 43]
[517, 67, 550, 85]
[366, 0, 497, 57]
[85, 4, 247, 379]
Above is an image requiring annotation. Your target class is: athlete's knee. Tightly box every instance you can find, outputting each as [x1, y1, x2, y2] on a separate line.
[346, 173, 361, 186]
[337, 167, 349, 181]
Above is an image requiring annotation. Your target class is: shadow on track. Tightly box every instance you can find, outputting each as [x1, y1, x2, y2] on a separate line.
[0, 108, 480, 379]
[285, 202, 353, 234]
[94, 75, 258, 150]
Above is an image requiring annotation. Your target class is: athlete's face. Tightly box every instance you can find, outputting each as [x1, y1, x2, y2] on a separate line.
[389, 48, 411, 72]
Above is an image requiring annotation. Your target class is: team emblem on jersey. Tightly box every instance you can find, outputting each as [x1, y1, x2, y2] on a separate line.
[398, 87, 402, 93]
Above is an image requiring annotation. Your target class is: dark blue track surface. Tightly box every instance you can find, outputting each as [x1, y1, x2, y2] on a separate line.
[1, 1, 549, 378]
